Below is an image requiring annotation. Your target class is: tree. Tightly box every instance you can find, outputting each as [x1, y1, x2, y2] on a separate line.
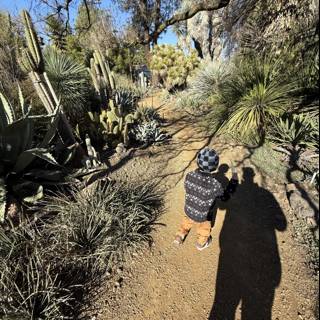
[75, 3, 118, 54]
[117, 0, 230, 54]
[173, 1, 225, 61]
[35, 0, 230, 55]
[46, 15, 69, 50]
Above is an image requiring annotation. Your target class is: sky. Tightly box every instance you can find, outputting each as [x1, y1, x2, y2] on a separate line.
[0, 0, 178, 45]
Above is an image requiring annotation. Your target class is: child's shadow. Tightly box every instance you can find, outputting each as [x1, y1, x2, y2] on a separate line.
[209, 167, 287, 320]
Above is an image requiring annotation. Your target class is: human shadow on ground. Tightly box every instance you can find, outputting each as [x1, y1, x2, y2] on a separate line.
[209, 167, 287, 320]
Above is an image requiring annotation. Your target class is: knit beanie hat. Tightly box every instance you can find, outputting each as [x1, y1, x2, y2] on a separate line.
[197, 147, 219, 172]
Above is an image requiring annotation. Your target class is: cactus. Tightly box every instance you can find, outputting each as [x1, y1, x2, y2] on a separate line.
[150, 45, 200, 90]
[84, 134, 101, 168]
[88, 49, 115, 106]
[19, 10, 79, 149]
[20, 10, 44, 73]
[87, 102, 141, 146]
[0, 178, 6, 223]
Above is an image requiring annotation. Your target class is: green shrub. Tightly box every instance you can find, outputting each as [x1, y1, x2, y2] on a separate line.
[150, 45, 199, 91]
[0, 223, 72, 318]
[0, 180, 163, 318]
[251, 145, 289, 183]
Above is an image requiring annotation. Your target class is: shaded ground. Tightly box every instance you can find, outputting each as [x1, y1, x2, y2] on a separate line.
[89, 95, 318, 320]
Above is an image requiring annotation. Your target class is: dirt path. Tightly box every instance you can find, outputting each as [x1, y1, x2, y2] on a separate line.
[91, 95, 317, 320]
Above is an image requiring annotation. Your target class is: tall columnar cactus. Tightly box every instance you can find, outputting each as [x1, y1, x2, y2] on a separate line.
[88, 49, 116, 106]
[19, 10, 78, 148]
[20, 10, 44, 74]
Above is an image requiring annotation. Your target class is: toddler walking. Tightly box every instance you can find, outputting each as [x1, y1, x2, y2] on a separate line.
[174, 147, 238, 251]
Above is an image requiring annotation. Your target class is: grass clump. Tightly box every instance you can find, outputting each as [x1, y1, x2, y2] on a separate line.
[251, 145, 289, 183]
[0, 180, 163, 319]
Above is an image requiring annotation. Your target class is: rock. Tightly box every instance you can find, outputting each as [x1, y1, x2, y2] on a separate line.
[6, 196, 22, 225]
[116, 143, 126, 155]
[306, 217, 318, 229]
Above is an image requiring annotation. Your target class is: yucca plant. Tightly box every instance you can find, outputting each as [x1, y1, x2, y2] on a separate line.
[44, 46, 90, 122]
[188, 61, 229, 105]
[218, 58, 297, 144]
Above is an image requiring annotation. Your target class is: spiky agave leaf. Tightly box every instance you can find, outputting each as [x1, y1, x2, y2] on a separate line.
[134, 121, 170, 145]
[0, 92, 15, 130]
[0, 118, 34, 166]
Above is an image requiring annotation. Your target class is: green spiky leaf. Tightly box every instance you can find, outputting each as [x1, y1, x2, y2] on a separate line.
[0, 92, 15, 127]
[21, 148, 60, 166]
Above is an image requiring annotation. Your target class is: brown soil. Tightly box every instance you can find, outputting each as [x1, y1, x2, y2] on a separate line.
[90, 95, 318, 320]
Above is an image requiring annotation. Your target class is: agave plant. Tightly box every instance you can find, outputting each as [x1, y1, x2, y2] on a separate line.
[0, 87, 105, 224]
[115, 88, 139, 114]
[0, 88, 60, 173]
[44, 46, 90, 121]
[268, 113, 319, 150]
[218, 58, 297, 143]
[133, 121, 170, 145]
[138, 106, 163, 124]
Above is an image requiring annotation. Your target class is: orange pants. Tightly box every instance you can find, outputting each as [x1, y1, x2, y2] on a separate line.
[176, 215, 211, 246]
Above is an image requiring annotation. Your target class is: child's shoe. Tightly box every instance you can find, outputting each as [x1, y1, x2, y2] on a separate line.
[196, 236, 212, 251]
[173, 235, 184, 246]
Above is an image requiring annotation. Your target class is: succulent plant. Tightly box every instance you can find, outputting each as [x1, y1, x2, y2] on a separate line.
[88, 49, 115, 106]
[133, 121, 170, 145]
[19, 10, 79, 151]
[150, 45, 200, 90]
[0, 88, 77, 223]
[88, 102, 140, 147]
[19, 10, 44, 74]
[138, 106, 163, 124]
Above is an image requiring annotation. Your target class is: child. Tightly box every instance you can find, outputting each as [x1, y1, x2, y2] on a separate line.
[174, 147, 238, 251]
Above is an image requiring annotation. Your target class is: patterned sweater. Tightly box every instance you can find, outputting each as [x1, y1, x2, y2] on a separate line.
[184, 169, 238, 222]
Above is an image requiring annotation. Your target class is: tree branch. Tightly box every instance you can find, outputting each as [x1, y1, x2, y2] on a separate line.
[148, 0, 230, 43]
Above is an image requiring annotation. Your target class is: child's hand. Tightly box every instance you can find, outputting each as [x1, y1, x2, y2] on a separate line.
[231, 162, 239, 180]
